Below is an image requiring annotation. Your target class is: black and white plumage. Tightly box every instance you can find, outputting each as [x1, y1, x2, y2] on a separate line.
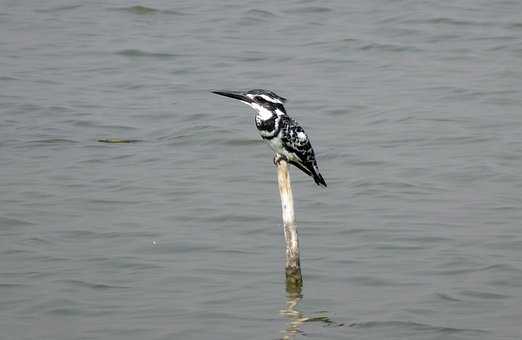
[212, 89, 327, 187]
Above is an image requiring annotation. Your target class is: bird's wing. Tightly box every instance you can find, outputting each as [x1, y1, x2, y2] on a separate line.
[280, 116, 327, 187]
[280, 117, 317, 165]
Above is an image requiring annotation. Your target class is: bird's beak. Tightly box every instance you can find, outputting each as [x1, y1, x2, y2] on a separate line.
[212, 90, 253, 104]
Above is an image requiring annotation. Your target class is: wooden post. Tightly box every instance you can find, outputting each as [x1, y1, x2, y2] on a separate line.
[276, 159, 303, 289]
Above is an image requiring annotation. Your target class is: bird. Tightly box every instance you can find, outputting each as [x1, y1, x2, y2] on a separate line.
[212, 89, 327, 187]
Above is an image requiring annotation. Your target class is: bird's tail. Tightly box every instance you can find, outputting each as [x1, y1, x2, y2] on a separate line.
[312, 170, 327, 187]
[311, 164, 327, 187]
[288, 160, 327, 187]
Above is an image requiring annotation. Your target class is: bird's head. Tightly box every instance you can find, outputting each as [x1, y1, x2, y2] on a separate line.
[212, 89, 287, 118]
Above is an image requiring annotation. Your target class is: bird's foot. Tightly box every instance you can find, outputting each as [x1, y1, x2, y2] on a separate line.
[273, 153, 288, 166]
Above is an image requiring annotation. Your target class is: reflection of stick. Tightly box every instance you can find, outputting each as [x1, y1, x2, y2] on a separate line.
[280, 291, 337, 340]
[280, 292, 303, 340]
[276, 159, 302, 288]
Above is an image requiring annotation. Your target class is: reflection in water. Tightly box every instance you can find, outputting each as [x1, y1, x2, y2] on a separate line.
[280, 288, 304, 339]
[279, 284, 338, 339]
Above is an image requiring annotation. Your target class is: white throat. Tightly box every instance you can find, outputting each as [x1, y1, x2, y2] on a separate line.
[247, 102, 273, 121]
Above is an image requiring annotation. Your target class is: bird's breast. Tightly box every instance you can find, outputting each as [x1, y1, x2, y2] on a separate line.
[266, 135, 296, 161]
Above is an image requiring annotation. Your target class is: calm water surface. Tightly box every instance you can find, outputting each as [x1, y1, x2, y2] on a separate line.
[1, 1, 522, 339]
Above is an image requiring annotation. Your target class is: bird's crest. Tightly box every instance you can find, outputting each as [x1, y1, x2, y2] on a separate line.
[246, 89, 287, 104]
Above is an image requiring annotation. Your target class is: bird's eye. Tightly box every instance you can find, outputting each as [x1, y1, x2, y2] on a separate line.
[255, 96, 266, 103]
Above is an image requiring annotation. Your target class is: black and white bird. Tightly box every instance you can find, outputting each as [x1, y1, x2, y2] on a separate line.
[212, 89, 327, 187]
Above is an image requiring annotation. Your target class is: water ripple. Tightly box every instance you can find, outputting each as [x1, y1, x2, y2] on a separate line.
[109, 5, 184, 16]
[406, 17, 497, 27]
[459, 290, 510, 300]
[0, 216, 34, 228]
[244, 9, 276, 17]
[359, 42, 422, 53]
[435, 293, 462, 302]
[35, 4, 83, 13]
[114, 49, 182, 59]
[60, 279, 130, 290]
[285, 6, 332, 14]
[349, 320, 487, 335]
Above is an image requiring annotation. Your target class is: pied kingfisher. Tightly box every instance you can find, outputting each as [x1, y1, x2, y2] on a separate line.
[212, 89, 327, 187]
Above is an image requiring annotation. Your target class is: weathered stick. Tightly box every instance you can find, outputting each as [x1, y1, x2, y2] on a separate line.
[276, 159, 303, 289]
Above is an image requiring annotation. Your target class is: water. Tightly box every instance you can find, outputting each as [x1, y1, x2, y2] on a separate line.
[1, 1, 522, 339]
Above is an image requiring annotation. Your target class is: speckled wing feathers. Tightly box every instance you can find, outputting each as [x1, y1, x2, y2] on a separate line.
[279, 116, 327, 187]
